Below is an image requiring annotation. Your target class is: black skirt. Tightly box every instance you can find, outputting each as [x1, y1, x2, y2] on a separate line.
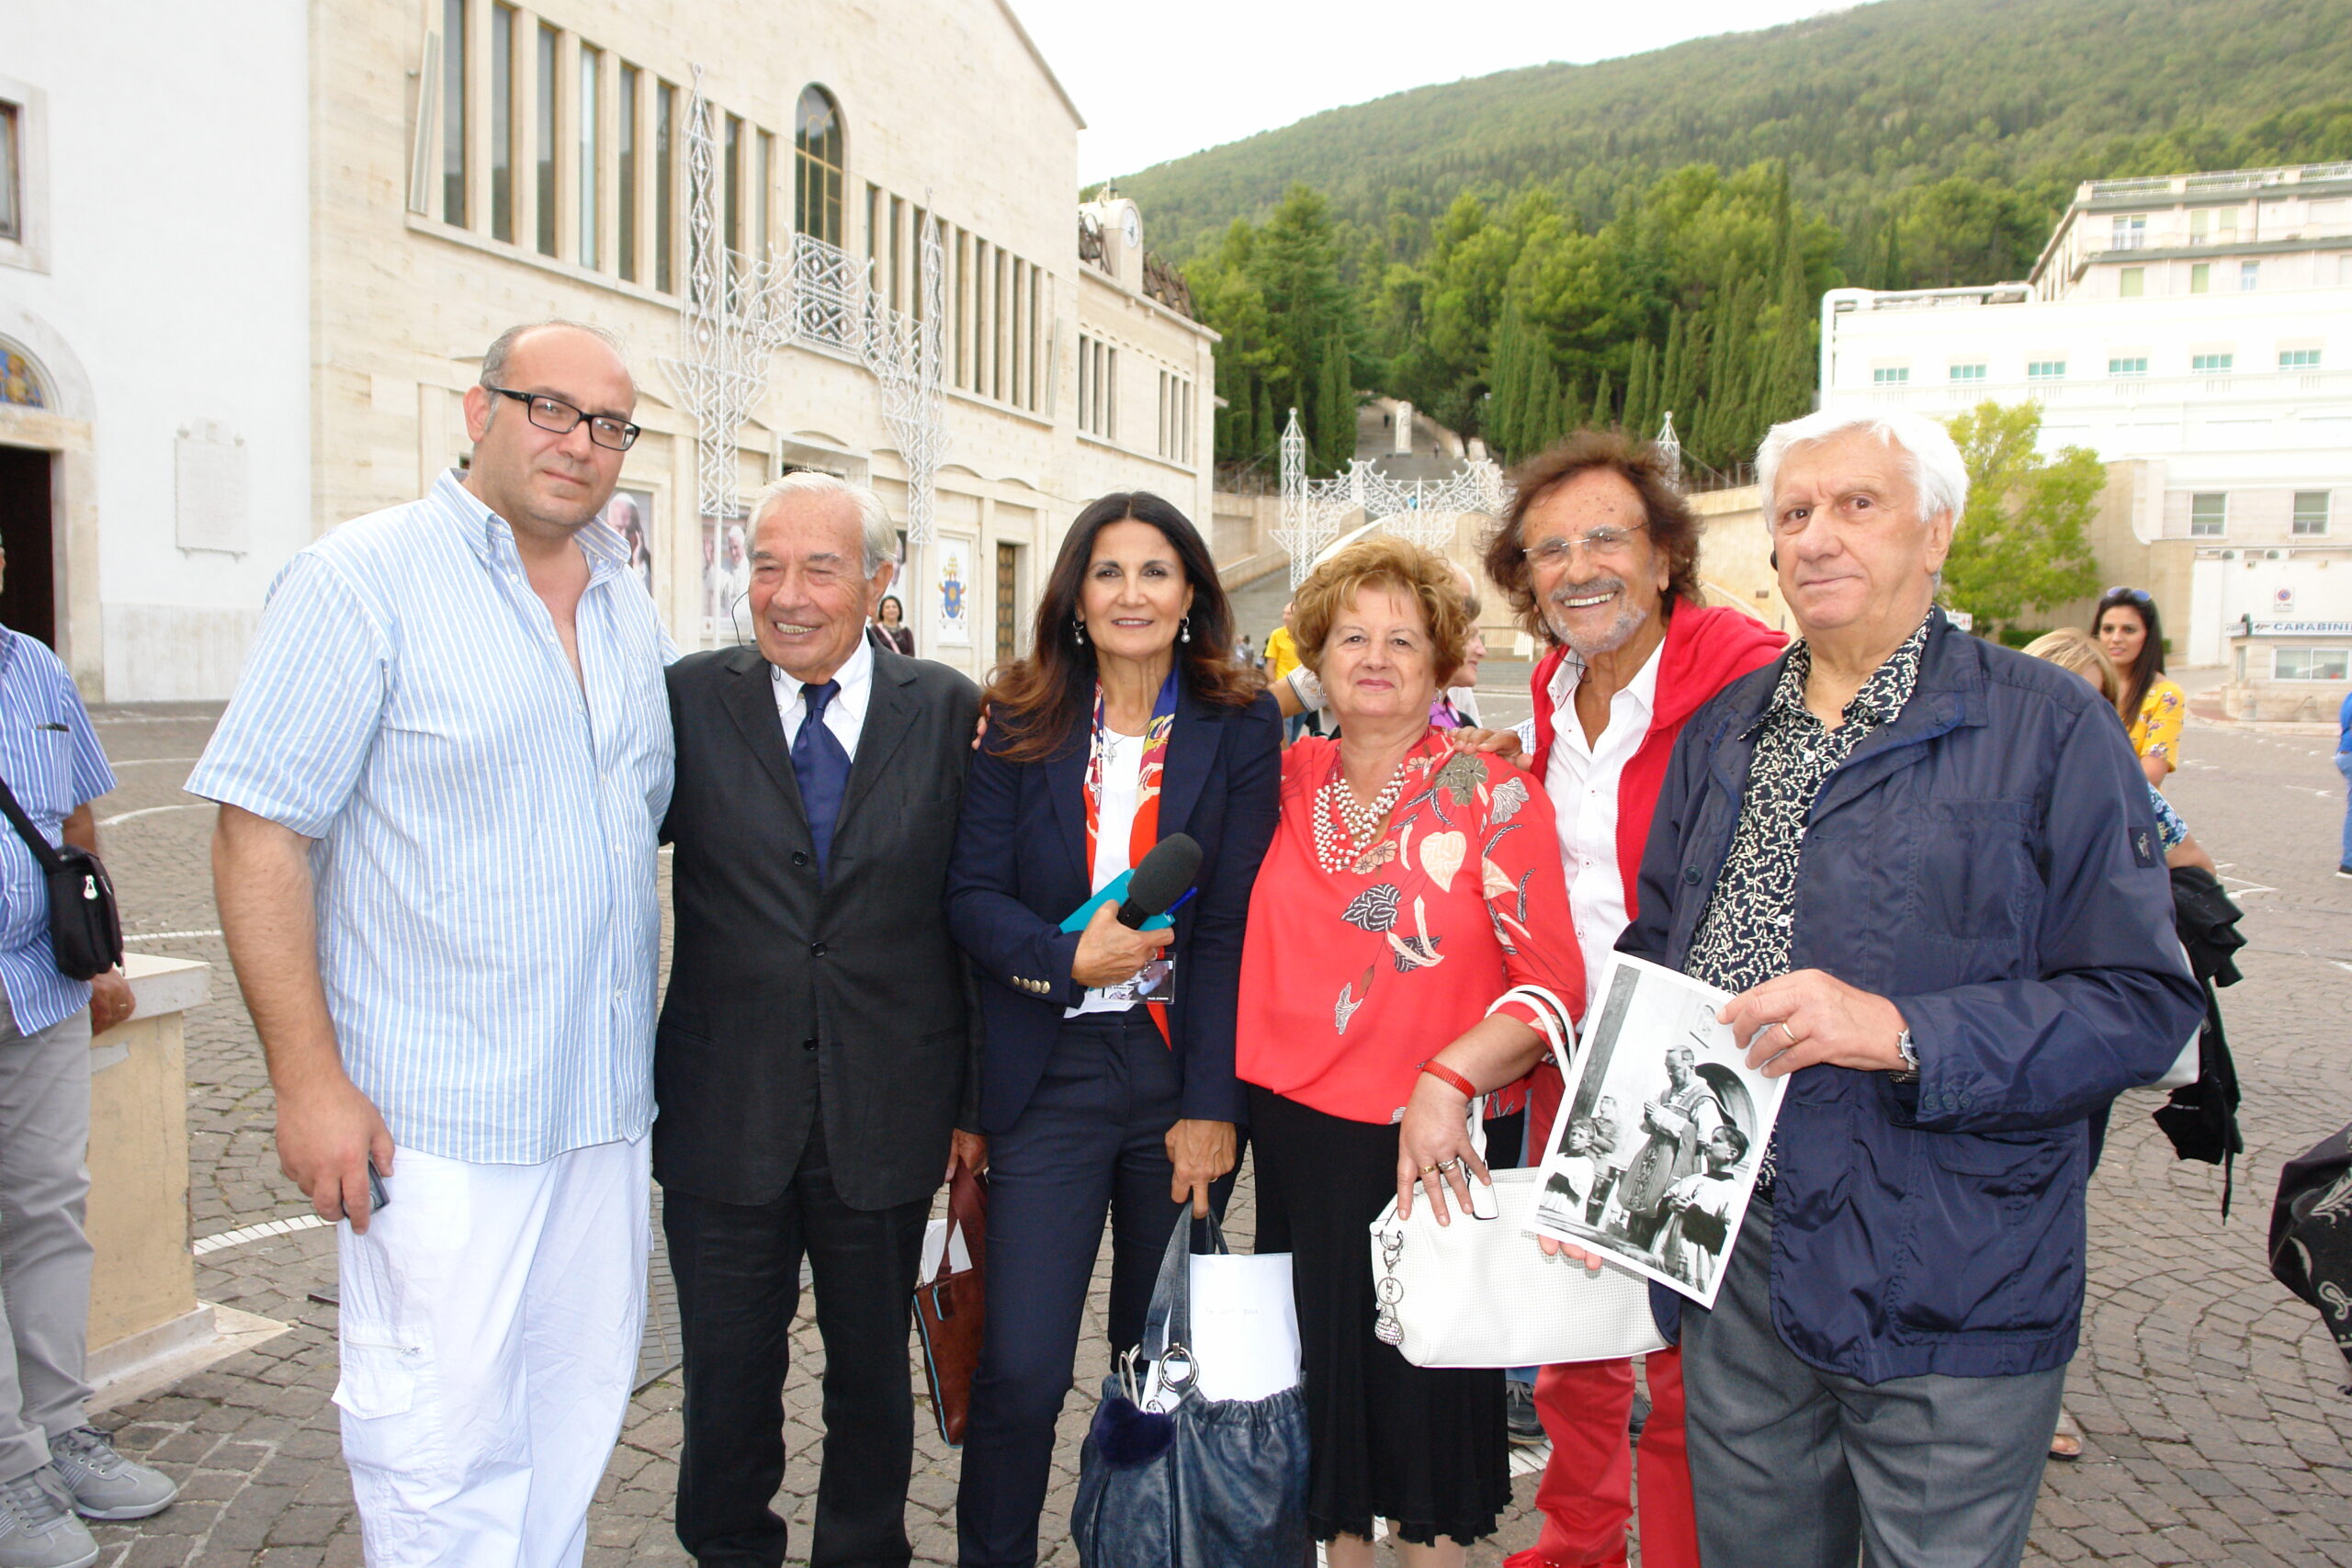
[1248, 1085, 1510, 1548]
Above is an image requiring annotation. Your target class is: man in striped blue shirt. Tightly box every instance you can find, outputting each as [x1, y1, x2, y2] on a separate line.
[0, 580, 180, 1568]
[189, 321, 674, 1568]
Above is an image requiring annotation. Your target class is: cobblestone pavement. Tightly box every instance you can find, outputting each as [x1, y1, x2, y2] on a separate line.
[69, 703, 2352, 1565]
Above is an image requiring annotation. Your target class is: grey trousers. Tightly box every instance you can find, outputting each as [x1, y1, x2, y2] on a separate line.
[1678, 1200, 2065, 1568]
[0, 997, 93, 1483]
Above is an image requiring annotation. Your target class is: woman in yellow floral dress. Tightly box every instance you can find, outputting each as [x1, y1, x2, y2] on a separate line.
[2096, 587, 2183, 789]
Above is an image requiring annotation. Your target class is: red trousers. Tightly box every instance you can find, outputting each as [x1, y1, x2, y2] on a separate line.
[1514, 1350, 1699, 1568]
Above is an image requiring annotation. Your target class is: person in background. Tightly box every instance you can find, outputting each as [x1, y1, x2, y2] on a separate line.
[192, 321, 673, 1568]
[1475, 426, 1784, 1568]
[657, 473, 984, 1567]
[2023, 629, 2214, 874]
[946, 492, 1280, 1568]
[1237, 536, 1584, 1568]
[0, 545, 164, 1568]
[1265, 602, 1310, 742]
[2094, 587, 2184, 790]
[871, 592, 917, 657]
[1611, 407, 2199, 1568]
[2338, 684, 2352, 880]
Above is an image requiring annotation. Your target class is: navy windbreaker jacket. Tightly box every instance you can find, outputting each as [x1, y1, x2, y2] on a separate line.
[1623, 610, 2204, 1383]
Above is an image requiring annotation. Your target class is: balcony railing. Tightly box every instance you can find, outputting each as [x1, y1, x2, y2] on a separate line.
[2085, 163, 2352, 200]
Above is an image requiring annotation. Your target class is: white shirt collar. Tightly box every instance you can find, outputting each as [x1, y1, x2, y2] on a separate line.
[1548, 635, 1663, 722]
[771, 631, 874, 704]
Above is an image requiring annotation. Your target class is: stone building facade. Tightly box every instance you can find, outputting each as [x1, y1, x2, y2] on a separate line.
[0, 0, 1215, 699]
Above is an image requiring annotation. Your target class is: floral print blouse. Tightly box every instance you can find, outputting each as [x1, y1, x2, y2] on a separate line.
[1235, 732, 1586, 1126]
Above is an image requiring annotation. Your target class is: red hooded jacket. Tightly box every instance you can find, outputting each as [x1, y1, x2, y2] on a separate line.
[1523, 602, 1786, 1144]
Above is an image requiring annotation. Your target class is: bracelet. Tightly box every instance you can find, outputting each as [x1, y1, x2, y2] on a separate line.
[1419, 1060, 1478, 1100]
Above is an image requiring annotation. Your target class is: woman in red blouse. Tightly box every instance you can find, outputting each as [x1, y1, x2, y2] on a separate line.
[1238, 536, 1585, 1567]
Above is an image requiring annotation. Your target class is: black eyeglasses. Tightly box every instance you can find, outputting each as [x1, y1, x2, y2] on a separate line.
[484, 386, 641, 451]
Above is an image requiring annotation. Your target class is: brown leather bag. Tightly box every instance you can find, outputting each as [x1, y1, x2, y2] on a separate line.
[913, 1163, 988, 1445]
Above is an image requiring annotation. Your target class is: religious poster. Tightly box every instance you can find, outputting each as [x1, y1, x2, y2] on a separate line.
[1532, 953, 1787, 1307]
[605, 489, 655, 598]
[934, 536, 972, 646]
[701, 515, 751, 648]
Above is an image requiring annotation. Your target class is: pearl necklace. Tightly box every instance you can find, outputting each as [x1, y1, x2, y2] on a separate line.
[1314, 764, 1408, 874]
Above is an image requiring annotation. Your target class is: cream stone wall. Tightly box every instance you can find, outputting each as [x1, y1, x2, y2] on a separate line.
[306, 0, 1213, 690]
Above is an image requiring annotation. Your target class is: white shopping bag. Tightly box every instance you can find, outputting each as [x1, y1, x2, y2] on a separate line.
[1185, 1250, 1301, 1402]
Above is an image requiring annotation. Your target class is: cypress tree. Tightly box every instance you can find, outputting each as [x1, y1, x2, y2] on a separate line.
[1589, 368, 1615, 428]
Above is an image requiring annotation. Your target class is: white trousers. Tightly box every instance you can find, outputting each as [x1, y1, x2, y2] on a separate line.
[334, 1135, 650, 1568]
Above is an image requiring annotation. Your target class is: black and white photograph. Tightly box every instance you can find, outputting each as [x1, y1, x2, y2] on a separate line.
[1532, 953, 1786, 1306]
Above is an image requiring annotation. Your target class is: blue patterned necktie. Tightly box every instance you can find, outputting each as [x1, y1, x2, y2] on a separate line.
[792, 679, 851, 874]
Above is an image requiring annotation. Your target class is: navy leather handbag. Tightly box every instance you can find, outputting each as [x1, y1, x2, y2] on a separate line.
[1071, 1213, 1310, 1568]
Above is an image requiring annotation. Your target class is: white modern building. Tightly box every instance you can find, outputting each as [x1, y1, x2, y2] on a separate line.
[0, 1, 1215, 702]
[1820, 162, 2352, 670]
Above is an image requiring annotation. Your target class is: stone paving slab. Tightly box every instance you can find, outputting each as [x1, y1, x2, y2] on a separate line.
[66, 705, 2352, 1565]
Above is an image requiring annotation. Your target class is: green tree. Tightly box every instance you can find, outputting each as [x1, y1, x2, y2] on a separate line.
[1940, 401, 2105, 638]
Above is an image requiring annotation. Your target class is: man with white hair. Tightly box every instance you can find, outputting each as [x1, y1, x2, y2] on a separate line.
[1613, 407, 2201, 1567]
[655, 471, 985, 1567]
[194, 320, 673, 1566]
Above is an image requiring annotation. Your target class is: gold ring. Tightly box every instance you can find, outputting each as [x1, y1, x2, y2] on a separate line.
[1419, 1163, 1441, 1175]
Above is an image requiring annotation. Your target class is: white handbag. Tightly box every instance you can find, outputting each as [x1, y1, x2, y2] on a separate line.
[1366, 987, 1668, 1370]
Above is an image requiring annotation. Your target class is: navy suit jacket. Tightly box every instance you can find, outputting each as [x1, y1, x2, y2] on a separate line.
[945, 685, 1282, 1134]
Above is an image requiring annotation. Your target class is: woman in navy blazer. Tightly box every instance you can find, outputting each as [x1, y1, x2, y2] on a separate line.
[945, 491, 1281, 1568]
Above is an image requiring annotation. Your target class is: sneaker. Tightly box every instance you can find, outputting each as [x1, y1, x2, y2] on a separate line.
[46, 1427, 175, 1521]
[0, 1468, 96, 1568]
[2336, 864, 2352, 878]
[1505, 1378, 1545, 1446]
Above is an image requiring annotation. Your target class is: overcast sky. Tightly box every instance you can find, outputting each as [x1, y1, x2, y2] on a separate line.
[1009, 0, 1860, 186]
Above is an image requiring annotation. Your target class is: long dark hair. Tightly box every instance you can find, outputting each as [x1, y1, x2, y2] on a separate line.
[984, 492, 1261, 763]
[2092, 587, 2166, 725]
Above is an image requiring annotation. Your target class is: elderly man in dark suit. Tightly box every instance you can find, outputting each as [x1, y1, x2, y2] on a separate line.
[658, 470, 985, 1568]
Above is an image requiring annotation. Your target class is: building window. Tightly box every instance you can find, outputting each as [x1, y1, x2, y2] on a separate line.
[2119, 266, 2145, 298]
[616, 64, 638, 282]
[755, 130, 773, 261]
[2109, 356, 2149, 378]
[655, 81, 675, 291]
[2189, 493, 2226, 537]
[577, 47, 599, 269]
[1078, 333, 1116, 437]
[889, 195, 904, 312]
[793, 86, 843, 248]
[1871, 366, 1908, 385]
[2110, 214, 2146, 251]
[2190, 262, 2210, 294]
[2295, 491, 2332, 536]
[724, 114, 742, 257]
[2027, 360, 2066, 379]
[489, 6, 514, 242]
[2281, 348, 2323, 369]
[535, 24, 557, 255]
[442, 0, 469, 227]
[2240, 261, 2259, 291]
[2189, 208, 2239, 245]
[2275, 649, 2350, 681]
[0, 102, 18, 244]
[1159, 372, 1196, 463]
[2191, 353, 2233, 373]
[1948, 364, 1986, 382]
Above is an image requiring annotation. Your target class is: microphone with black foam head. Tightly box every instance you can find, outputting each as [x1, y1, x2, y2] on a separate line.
[1117, 833, 1204, 930]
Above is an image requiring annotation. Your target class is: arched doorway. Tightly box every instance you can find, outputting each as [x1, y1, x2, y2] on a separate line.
[0, 338, 55, 647]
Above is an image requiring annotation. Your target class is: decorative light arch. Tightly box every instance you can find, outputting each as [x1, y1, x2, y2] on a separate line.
[1275, 409, 1511, 585]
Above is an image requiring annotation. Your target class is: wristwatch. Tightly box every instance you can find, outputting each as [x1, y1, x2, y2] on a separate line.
[1890, 1027, 1920, 1084]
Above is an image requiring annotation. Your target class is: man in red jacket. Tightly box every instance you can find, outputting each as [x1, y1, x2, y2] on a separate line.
[1479, 430, 1784, 1568]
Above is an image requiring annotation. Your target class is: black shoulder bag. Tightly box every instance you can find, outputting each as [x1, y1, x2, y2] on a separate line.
[0, 773, 122, 981]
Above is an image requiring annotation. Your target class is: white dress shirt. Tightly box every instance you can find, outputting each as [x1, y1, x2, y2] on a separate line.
[772, 633, 874, 761]
[1069, 728, 1148, 1017]
[1544, 639, 1665, 993]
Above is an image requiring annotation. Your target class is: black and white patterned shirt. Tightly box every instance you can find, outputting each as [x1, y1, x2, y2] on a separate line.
[1684, 612, 1933, 1192]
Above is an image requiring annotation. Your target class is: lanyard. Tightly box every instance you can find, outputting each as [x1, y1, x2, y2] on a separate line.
[1083, 671, 1179, 1043]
